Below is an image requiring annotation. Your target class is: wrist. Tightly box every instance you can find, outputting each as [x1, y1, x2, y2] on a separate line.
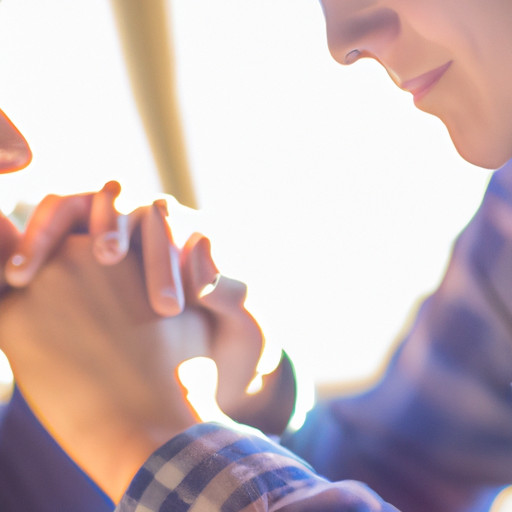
[70, 414, 198, 504]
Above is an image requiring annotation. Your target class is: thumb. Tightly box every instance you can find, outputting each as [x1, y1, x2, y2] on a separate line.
[227, 351, 297, 436]
[181, 233, 248, 311]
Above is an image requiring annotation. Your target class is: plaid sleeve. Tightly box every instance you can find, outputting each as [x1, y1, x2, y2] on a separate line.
[115, 422, 398, 512]
[284, 162, 512, 512]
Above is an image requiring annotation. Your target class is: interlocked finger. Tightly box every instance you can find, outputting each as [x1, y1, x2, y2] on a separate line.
[181, 233, 248, 311]
[140, 200, 184, 317]
[5, 192, 95, 287]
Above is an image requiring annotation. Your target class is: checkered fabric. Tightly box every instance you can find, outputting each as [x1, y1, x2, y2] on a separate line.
[115, 422, 398, 511]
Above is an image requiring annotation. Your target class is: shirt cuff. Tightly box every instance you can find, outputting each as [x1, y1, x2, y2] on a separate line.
[115, 422, 321, 512]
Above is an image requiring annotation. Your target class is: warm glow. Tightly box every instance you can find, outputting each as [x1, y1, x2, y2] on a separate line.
[0, 0, 496, 488]
[0, 0, 490, 390]
[0, 350, 13, 401]
[177, 357, 266, 438]
[0, 4, 504, 508]
[178, 349, 314, 433]
[491, 487, 512, 512]
[177, 357, 228, 424]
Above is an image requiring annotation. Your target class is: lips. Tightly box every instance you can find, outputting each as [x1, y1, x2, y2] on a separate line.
[401, 61, 453, 103]
[0, 109, 32, 173]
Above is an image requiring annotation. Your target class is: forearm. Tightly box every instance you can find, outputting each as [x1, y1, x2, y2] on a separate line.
[116, 422, 398, 512]
[0, 235, 203, 502]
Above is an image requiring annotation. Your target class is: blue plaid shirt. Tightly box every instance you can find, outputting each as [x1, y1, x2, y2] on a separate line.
[115, 423, 398, 511]
[3, 161, 512, 511]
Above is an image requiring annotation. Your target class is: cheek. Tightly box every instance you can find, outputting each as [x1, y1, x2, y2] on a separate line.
[393, 0, 472, 53]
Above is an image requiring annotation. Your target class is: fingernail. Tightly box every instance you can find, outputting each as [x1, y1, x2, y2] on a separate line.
[161, 286, 177, 299]
[10, 253, 27, 268]
[93, 231, 127, 264]
[157, 285, 185, 317]
[169, 244, 185, 308]
[6, 253, 31, 287]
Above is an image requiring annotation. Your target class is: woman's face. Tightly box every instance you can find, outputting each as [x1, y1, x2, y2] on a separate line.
[320, 0, 512, 169]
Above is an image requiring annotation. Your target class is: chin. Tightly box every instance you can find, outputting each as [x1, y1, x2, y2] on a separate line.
[448, 125, 512, 170]
[454, 145, 508, 170]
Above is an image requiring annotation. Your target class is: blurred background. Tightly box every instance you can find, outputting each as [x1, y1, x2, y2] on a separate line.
[0, 0, 506, 504]
[0, 0, 492, 407]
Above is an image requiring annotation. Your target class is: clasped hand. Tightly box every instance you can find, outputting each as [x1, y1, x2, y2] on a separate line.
[0, 183, 295, 502]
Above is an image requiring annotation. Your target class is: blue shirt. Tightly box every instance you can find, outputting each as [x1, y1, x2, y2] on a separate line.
[0, 387, 113, 511]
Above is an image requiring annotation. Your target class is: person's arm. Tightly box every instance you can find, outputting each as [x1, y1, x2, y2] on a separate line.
[0, 183, 194, 511]
[0, 226, 400, 512]
[283, 163, 512, 512]
[4, 187, 293, 425]
[0, 229, 293, 503]
[0, 234, 202, 503]
[116, 422, 399, 512]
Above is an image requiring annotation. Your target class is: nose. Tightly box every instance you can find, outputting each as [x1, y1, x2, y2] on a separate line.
[0, 109, 32, 173]
[320, 1, 400, 65]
